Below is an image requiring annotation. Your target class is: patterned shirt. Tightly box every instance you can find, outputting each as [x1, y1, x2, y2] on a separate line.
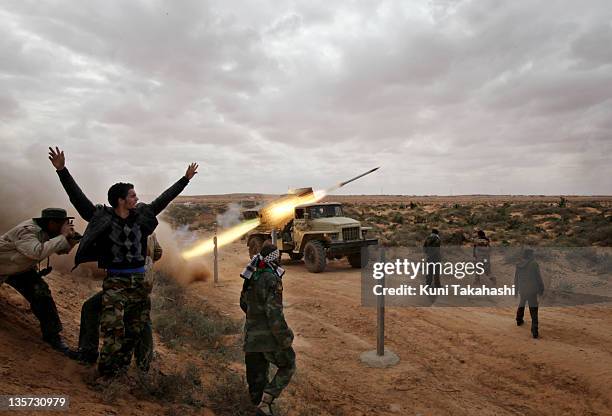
[102, 211, 147, 269]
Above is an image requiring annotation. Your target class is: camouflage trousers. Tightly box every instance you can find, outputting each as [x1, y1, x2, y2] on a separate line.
[79, 290, 153, 371]
[245, 347, 296, 404]
[5, 269, 63, 339]
[98, 272, 151, 376]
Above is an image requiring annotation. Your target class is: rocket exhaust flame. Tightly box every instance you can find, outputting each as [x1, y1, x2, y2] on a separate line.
[265, 189, 327, 225]
[180, 167, 378, 259]
[180, 190, 328, 259]
[182, 218, 261, 259]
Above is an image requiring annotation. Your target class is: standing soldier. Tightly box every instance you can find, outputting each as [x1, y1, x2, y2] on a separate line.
[423, 229, 442, 288]
[76, 233, 162, 370]
[48, 146, 198, 376]
[473, 230, 493, 285]
[514, 249, 545, 339]
[240, 244, 296, 416]
[0, 208, 80, 355]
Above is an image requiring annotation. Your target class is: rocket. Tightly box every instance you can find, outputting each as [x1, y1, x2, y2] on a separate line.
[338, 167, 380, 188]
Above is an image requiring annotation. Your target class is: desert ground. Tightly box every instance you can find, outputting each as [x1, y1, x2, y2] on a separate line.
[0, 195, 611, 415]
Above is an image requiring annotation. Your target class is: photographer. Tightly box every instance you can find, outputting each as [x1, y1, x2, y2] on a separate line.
[0, 208, 80, 356]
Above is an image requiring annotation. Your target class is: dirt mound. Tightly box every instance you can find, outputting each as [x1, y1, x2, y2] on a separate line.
[0, 270, 215, 416]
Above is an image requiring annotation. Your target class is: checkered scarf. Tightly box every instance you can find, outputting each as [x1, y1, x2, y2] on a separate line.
[240, 248, 285, 280]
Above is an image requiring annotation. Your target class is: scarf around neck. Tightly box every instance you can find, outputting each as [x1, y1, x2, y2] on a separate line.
[241, 249, 285, 280]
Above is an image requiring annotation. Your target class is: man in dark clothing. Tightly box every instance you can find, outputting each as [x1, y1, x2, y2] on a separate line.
[240, 244, 295, 416]
[48, 146, 198, 375]
[423, 229, 442, 288]
[514, 248, 545, 339]
[473, 230, 493, 285]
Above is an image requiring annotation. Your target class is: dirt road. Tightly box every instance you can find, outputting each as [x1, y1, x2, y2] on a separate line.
[203, 241, 612, 416]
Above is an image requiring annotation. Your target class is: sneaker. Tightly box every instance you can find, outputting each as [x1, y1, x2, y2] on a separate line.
[256, 393, 275, 416]
[516, 320, 524, 326]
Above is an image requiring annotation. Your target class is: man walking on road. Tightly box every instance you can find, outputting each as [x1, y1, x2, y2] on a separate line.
[423, 229, 442, 288]
[514, 248, 545, 339]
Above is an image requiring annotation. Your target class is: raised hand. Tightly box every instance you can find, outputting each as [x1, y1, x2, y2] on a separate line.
[48, 146, 65, 170]
[184, 162, 199, 180]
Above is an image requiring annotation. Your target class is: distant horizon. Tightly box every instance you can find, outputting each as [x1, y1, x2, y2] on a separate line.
[175, 193, 612, 199]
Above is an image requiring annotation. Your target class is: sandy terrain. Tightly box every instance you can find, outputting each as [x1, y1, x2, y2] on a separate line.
[1, 239, 611, 415]
[203, 240, 612, 416]
[1, 192, 611, 415]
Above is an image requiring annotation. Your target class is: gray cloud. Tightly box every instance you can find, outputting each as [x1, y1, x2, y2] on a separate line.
[0, 0, 610, 200]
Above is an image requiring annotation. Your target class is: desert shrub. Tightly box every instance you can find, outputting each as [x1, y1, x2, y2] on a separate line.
[574, 201, 603, 209]
[555, 280, 575, 293]
[391, 212, 404, 224]
[135, 362, 204, 407]
[586, 224, 612, 246]
[466, 214, 478, 226]
[506, 217, 521, 230]
[204, 369, 255, 416]
[443, 230, 466, 245]
[163, 203, 212, 227]
[151, 272, 241, 350]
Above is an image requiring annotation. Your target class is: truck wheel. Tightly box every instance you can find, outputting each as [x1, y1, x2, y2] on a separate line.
[248, 236, 264, 258]
[304, 241, 326, 273]
[347, 253, 362, 268]
[289, 252, 303, 261]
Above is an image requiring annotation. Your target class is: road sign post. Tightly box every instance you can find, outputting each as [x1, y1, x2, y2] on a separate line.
[360, 245, 400, 368]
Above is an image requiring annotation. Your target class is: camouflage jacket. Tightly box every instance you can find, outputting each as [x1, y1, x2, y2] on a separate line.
[423, 233, 441, 261]
[240, 267, 294, 352]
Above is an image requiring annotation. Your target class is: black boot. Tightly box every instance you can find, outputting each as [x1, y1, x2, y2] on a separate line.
[77, 349, 99, 365]
[516, 306, 525, 326]
[532, 329, 539, 339]
[43, 334, 79, 359]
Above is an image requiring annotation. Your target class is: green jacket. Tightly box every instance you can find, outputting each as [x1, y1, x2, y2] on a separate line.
[514, 258, 545, 297]
[240, 267, 293, 352]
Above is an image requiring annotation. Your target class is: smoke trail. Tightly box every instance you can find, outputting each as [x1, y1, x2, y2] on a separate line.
[216, 203, 242, 228]
[154, 221, 211, 285]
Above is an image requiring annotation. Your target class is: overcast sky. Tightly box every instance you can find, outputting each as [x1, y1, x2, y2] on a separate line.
[0, 0, 611, 201]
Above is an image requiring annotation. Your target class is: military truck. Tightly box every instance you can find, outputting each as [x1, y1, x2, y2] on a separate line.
[246, 201, 378, 273]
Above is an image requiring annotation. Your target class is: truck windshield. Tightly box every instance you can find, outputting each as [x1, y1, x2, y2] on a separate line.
[308, 205, 343, 218]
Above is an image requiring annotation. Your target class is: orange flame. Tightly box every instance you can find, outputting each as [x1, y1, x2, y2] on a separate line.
[181, 219, 261, 259]
[180, 189, 328, 259]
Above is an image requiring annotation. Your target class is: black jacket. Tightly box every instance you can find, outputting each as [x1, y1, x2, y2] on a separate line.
[56, 167, 189, 269]
[514, 258, 545, 297]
